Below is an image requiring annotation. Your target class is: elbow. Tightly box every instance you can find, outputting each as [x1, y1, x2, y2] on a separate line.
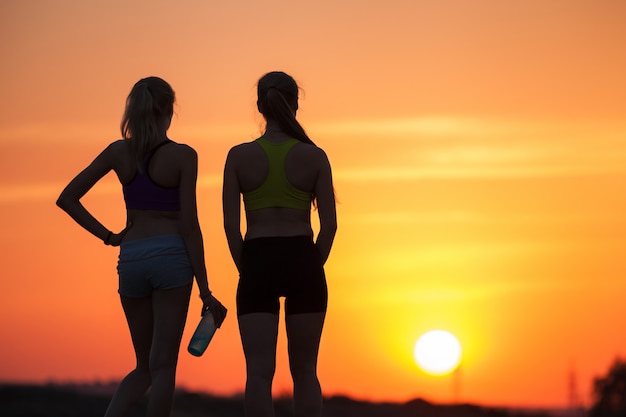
[56, 192, 71, 212]
[224, 226, 240, 241]
[223, 218, 239, 235]
[180, 221, 201, 239]
[224, 223, 242, 243]
[321, 219, 337, 236]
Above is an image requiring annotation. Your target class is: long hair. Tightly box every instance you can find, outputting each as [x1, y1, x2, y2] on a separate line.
[120, 76, 175, 170]
[257, 71, 315, 146]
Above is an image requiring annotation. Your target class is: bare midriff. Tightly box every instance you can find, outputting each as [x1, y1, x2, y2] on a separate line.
[124, 209, 181, 241]
[244, 207, 313, 240]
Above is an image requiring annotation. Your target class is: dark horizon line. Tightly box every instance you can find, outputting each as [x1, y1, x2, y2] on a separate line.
[0, 380, 581, 413]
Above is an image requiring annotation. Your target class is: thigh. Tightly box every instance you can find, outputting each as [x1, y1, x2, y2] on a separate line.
[236, 278, 280, 316]
[121, 295, 154, 366]
[284, 242, 327, 315]
[238, 313, 280, 372]
[150, 284, 192, 367]
[285, 312, 326, 367]
[118, 260, 152, 298]
[237, 239, 281, 316]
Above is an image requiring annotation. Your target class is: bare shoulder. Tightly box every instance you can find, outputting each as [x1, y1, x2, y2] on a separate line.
[168, 141, 198, 160]
[226, 141, 260, 163]
[293, 142, 330, 166]
[228, 141, 257, 155]
[104, 139, 129, 155]
[95, 140, 130, 167]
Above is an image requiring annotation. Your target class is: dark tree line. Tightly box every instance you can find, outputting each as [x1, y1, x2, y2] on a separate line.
[0, 384, 553, 417]
[589, 357, 626, 417]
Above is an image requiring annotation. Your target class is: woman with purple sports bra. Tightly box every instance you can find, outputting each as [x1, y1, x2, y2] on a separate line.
[223, 71, 337, 417]
[57, 76, 227, 417]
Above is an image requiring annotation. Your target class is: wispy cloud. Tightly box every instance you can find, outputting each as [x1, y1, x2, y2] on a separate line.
[313, 116, 510, 137]
[319, 116, 626, 180]
[197, 173, 222, 188]
[0, 174, 223, 205]
[0, 183, 64, 204]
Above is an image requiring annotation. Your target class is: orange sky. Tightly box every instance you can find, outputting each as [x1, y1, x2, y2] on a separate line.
[1, 0, 626, 409]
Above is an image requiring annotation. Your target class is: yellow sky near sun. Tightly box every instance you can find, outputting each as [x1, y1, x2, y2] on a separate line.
[2, 0, 626, 408]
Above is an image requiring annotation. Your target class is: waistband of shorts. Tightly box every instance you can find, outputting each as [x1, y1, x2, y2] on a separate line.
[243, 235, 313, 247]
[245, 235, 312, 242]
[119, 234, 187, 262]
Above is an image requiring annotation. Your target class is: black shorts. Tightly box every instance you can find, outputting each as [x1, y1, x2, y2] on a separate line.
[237, 236, 328, 316]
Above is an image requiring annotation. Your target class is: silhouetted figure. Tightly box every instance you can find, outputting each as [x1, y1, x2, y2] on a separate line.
[222, 71, 337, 417]
[57, 76, 227, 417]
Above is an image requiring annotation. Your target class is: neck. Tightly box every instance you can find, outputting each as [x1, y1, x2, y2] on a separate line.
[264, 120, 283, 134]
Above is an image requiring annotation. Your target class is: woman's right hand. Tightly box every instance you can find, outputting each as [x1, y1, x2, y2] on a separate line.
[106, 223, 133, 247]
[201, 294, 228, 328]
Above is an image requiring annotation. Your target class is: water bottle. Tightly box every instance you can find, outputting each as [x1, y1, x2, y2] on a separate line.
[188, 311, 217, 357]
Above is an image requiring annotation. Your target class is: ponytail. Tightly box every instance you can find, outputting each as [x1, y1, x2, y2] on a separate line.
[121, 77, 175, 170]
[257, 72, 315, 146]
[258, 72, 325, 207]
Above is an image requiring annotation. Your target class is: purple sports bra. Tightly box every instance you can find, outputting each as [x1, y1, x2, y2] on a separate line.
[122, 140, 180, 211]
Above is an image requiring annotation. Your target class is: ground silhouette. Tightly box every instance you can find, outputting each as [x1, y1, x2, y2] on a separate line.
[0, 383, 555, 417]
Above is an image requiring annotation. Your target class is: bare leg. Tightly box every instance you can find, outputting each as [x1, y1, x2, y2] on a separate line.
[146, 284, 192, 417]
[286, 312, 326, 417]
[103, 284, 191, 417]
[238, 313, 279, 417]
[104, 296, 154, 417]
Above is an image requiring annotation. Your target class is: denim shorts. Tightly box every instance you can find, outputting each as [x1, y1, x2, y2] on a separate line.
[117, 234, 193, 297]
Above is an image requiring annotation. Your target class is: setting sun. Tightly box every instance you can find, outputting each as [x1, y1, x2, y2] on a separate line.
[414, 330, 462, 376]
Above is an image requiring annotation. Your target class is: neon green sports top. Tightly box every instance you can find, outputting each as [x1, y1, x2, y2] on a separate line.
[243, 137, 313, 211]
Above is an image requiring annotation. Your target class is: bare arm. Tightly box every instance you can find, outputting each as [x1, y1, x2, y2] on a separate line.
[314, 148, 337, 265]
[56, 143, 128, 246]
[178, 145, 227, 324]
[222, 147, 244, 273]
[177, 146, 207, 292]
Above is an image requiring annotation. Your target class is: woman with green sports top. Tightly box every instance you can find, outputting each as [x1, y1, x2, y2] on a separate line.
[223, 71, 337, 417]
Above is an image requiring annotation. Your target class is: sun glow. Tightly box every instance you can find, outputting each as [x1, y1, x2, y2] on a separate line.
[414, 330, 462, 376]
